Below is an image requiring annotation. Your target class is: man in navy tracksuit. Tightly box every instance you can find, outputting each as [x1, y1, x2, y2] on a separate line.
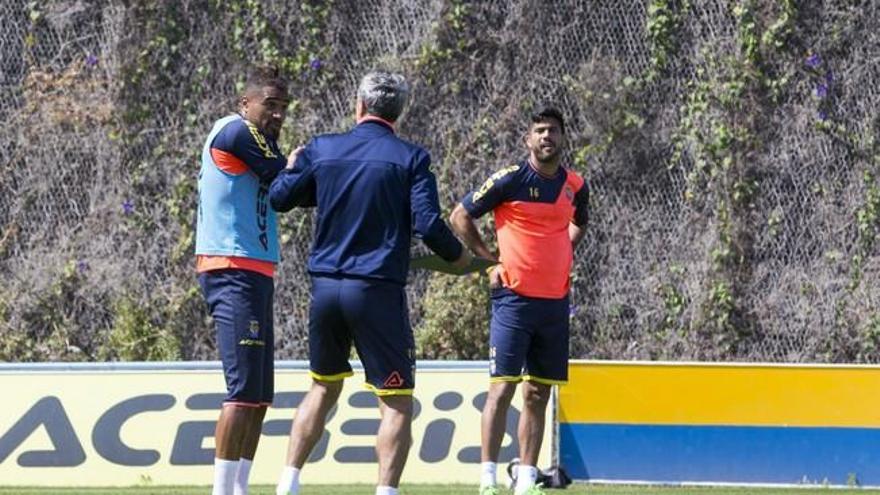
[270, 71, 471, 495]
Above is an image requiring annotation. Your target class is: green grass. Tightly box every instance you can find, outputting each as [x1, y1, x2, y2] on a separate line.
[2, 485, 880, 495]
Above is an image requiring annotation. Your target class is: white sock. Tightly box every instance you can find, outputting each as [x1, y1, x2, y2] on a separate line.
[233, 458, 253, 495]
[276, 466, 301, 495]
[514, 465, 538, 495]
[480, 461, 497, 488]
[213, 458, 239, 495]
[375, 486, 398, 495]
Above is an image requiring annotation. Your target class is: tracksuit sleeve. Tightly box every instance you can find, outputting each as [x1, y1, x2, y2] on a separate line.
[410, 151, 464, 262]
[269, 143, 317, 212]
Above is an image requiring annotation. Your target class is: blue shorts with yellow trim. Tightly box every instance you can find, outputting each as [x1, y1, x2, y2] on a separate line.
[199, 269, 274, 404]
[489, 287, 569, 385]
[308, 275, 414, 396]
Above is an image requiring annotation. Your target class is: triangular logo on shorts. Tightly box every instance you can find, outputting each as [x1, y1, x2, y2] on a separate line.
[383, 371, 404, 388]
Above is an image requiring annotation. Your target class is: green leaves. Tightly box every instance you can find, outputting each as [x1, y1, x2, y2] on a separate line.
[416, 272, 490, 360]
[645, 0, 685, 76]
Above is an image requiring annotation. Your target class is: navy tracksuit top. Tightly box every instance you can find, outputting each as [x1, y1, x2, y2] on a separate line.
[269, 120, 463, 285]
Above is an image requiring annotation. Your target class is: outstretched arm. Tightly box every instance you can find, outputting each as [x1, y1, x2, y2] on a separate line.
[269, 145, 316, 211]
[410, 152, 469, 266]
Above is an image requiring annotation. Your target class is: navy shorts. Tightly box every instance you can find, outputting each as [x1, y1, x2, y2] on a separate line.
[308, 275, 414, 396]
[199, 269, 274, 405]
[489, 287, 570, 385]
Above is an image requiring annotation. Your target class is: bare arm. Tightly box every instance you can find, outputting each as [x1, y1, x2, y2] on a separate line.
[569, 222, 587, 249]
[449, 203, 497, 261]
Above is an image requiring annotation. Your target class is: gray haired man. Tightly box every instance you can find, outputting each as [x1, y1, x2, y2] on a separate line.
[270, 72, 470, 495]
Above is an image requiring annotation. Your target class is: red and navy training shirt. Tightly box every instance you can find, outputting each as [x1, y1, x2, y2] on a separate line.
[462, 160, 589, 299]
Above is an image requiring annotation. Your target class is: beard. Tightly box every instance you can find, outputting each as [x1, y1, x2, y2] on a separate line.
[262, 122, 281, 140]
[533, 145, 561, 163]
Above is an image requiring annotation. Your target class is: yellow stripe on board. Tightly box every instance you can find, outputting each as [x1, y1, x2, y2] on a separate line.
[560, 361, 880, 428]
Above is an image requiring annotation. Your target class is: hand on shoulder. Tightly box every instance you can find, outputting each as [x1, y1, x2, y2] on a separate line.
[286, 145, 305, 169]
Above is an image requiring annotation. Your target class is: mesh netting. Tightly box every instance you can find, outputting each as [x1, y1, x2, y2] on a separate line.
[0, 0, 878, 362]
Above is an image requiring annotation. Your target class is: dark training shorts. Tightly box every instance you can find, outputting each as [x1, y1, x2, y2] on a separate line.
[489, 287, 570, 385]
[308, 275, 415, 396]
[199, 269, 274, 405]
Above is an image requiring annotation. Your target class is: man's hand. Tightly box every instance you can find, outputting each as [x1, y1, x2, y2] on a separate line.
[451, 248, 473, 270]
[487, 264, 503, 288]
[286, 145, 305, 170]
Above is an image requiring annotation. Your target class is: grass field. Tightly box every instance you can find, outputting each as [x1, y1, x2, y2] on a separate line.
[2, 485, 880, 495]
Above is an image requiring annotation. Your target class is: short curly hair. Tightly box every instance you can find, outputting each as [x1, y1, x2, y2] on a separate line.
[529, 106, 565, 134]
[244, 64, 288, 95]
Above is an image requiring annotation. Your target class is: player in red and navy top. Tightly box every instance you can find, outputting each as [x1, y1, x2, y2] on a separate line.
[195, 65, 292, 495]
[450, 107, 588, 495]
